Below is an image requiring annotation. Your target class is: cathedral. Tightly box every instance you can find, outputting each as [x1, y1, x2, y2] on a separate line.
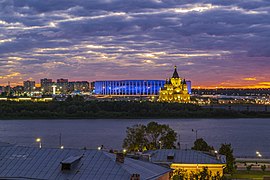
[159, 66, 190, 103]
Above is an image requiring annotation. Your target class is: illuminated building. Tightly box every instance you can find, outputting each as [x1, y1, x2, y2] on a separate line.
[52, 85, 57, 95]
[0, 86, 4, 94]
[40, 78, 53, 93]
[69, 81, 90, 92]
[93, 80, 167, 96]
[159, 66, 191, 103]
[0, 97, 53, 102]
[144, 149, 226, 177]
[56, 78, 69, 93]
[23, 80, 36, 92]
[40, 78, 90, 94]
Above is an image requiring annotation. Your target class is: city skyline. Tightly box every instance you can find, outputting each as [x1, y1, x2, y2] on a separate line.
[1, 1, 270, 88]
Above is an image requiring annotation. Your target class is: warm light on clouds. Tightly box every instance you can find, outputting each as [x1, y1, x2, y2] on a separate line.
[0, 72, 21, 79]
[243, 77, 257, 81]
[0, 0, 270, 87]
[258, 82, 270, 86]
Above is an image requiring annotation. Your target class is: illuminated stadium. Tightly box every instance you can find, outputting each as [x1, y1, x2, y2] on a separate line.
[93, 80, 191, 96]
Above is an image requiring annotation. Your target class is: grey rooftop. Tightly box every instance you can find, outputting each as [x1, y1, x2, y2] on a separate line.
[143, 149, 226, 165]
[0, 145, 171, 180]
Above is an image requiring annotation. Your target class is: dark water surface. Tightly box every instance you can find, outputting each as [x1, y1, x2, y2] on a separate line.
[0, 118, 269, 157]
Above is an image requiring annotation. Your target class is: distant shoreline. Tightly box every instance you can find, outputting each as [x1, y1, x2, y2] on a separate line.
[0, 101, 270, 120]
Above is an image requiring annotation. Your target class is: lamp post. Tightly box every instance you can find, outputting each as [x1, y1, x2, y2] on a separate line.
[192, 129, 198, 140]
[159, 141, 162, 149]
[59, 133, 64, 149]
[256, 151, 262, 158]
[36, 138, 42, 148]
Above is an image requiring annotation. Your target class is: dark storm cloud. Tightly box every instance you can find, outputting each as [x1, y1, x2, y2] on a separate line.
[0, 0, 270, 86]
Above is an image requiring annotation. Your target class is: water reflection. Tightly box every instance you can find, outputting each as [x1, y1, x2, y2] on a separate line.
[0, 118, 269, 157]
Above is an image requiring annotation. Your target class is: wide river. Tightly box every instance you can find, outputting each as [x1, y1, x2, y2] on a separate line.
[0, 118, 269, 157]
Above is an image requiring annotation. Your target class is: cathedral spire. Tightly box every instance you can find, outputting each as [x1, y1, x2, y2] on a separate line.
[172, 66, 179, 78]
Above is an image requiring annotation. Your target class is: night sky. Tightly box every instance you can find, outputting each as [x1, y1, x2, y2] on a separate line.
[0, 0, 270, 88]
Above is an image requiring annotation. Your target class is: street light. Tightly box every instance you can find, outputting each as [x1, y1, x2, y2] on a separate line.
[159, 141, 162, 149]
[36, 138, 42, 148]
[256, 151, 259, 155]
[98, 145, 104, 150]
[192, 129, 198, 140]
[256, 151, 262, 158]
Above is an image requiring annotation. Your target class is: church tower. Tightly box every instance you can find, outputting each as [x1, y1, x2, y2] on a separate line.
[158, 66, 190, 103]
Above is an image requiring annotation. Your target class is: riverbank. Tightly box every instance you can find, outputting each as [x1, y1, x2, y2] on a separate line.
[1, 101, 270, 119]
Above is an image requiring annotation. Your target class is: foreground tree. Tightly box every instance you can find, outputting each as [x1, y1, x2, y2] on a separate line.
[219, 143, 235, 174]
[123, 121, 177, 152]
[191, 138, 214, 152]
[122, 124, 147, 152]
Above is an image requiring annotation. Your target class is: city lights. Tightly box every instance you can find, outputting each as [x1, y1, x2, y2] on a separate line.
[36, 138, 42, 148]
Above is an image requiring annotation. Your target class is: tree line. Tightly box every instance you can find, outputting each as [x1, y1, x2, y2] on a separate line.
[0, 97, 269, 119]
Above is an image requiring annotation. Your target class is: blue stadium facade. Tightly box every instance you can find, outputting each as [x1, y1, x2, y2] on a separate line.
[93, 80, 191, 95]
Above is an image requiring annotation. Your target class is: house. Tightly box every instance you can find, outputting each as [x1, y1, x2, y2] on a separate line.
[0, 144, 171, 180]
[143, 149, 226, 177]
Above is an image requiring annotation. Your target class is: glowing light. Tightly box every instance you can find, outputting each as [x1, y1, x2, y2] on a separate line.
[0, 38, 14, 44]
[86, 45, 105, 49]
[243, 77, 257, 81]
[49, 22, 57, 27]
[8, 57, 23, 60]
[36, 138, 42, 148]
[173, 4, 218, 13]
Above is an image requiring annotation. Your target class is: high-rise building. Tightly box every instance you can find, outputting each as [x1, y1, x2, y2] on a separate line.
[56, 78, 69, 93]
[159, 66, 190, 103]
[69, 81, 89, 92]
[0, 86, 4, 95]
[23, 80, 36, 92]
[40, 78, 53, 93]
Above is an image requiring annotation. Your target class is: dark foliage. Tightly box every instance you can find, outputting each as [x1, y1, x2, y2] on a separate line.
[191, 138, 214, 152]
[219, 143, 235, 174]
[0, 100, 269, 119]
[122, 121, 177, 152]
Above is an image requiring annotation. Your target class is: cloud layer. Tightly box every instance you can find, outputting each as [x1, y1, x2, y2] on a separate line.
[0, 0, 270, 87]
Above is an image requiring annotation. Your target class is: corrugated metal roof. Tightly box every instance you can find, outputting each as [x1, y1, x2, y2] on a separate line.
[144, 149, 226, 165]
[0, 146, 171, 180]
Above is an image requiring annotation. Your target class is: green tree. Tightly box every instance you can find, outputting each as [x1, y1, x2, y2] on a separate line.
[191, 138, 213, 152]
[122, 121, 177, 152]
[246, 164, 252, 172]
[199, 167, 212, 180]
[172, 169, 188, 180]
[122, 124, 147, 152]
[219, 143, 235, 174]
[261, 164, 266, 172]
